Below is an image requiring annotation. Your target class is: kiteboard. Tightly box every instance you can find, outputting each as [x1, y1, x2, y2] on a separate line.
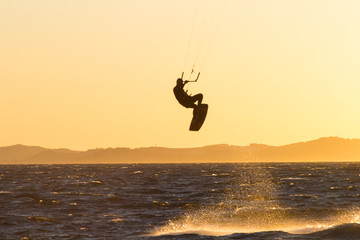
[189, 104, 208, 131]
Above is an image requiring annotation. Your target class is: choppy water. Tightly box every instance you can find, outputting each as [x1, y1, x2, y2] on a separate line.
[2, 163, 360, 239]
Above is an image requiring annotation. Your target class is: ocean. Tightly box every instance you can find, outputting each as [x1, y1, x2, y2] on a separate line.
[1, 163, 360, 239]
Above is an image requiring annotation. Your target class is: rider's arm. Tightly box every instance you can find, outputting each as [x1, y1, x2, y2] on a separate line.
[183, 81, 189, 94]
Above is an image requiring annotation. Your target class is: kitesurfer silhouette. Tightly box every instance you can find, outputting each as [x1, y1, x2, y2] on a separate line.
[173, 78, 203, 109]
[173, 72, 208, 131]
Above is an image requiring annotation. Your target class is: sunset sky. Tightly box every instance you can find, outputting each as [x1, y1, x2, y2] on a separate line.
[1, 0, 360, 150]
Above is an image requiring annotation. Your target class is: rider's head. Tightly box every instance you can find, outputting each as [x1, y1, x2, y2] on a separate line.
[176, 78, 183, 85]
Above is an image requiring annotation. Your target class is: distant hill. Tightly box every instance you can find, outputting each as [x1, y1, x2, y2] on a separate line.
[1, 137, 360, 164]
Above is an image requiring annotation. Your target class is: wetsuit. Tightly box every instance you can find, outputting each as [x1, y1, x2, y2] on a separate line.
[173, 83, 203, 108]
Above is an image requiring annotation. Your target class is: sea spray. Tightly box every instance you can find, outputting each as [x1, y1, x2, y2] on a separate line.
[153, 163, 287, 235]
[153, 163, 360, 236]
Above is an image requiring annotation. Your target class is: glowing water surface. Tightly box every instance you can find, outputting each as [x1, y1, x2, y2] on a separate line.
[152, 164, 360, 237]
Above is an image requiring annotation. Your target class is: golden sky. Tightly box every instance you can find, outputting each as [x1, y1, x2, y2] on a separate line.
[1, 0, 360, 150]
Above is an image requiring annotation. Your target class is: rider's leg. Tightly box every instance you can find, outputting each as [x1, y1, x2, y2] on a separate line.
[191, 94, 203, 106]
